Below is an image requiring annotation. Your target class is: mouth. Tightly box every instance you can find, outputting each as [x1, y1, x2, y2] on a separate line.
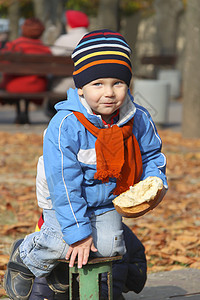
[103, 102, 116, 105]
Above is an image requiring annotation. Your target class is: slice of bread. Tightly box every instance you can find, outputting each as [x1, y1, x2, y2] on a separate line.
[113, 176, 163, 218]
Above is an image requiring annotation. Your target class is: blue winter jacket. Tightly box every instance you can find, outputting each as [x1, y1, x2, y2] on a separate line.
[43, 88, 167, 245]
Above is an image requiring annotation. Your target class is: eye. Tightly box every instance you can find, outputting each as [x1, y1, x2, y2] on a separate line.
[92, 82, 102, 87]
[114, 80, 124, 86]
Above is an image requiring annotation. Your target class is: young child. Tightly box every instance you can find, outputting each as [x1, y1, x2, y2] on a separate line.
[30, 154, 147, 299]
[4, 29, 167, 300]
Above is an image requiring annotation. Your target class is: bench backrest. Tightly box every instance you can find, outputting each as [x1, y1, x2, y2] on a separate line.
[141, 55, 176, 66]
[0, 52, 74, 76]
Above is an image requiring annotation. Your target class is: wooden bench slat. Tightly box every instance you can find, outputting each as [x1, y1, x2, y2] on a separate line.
[0, 53, 73, 64]
[0, 53, 74, 76]
[141, 55, 176, 65]
[0, 90, 67, 100]
[0, 62, 74, 76]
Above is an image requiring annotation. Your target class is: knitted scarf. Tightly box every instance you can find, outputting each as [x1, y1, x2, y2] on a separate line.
[74, 111, 143, 195]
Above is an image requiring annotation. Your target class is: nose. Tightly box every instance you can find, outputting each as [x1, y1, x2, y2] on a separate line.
[104, 85, 114, 97]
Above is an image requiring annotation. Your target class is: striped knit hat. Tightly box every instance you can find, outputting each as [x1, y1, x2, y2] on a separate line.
[71, 29, 132, 88]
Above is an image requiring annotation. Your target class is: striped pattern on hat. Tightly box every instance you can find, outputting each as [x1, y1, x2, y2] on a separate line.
[72, 29, 132, 88]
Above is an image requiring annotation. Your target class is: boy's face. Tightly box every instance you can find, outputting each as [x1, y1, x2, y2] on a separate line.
[78, 78, 128, 122]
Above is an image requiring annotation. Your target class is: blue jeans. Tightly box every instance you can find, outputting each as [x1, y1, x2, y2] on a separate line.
[20, 208, 126, 277]
[29, 223, 147, 299]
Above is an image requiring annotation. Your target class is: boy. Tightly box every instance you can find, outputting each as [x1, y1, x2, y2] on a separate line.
[30, 155, 148, 299]
[4, 29, 167, 300]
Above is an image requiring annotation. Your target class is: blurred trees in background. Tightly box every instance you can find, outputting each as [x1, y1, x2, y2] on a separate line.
[0, 0, 200, 138]
[0, 0, 154, 42]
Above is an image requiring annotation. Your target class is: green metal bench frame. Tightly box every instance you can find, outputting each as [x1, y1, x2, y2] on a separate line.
[60, 256, 122, 300]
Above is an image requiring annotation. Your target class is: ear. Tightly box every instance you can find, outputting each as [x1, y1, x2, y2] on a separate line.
[78, 88, 83, 96]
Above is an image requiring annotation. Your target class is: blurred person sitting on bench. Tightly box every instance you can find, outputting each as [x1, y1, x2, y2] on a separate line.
[0, 18, 51, 123]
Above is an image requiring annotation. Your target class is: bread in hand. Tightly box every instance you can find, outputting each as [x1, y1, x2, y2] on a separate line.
[113, 176, 163, 218]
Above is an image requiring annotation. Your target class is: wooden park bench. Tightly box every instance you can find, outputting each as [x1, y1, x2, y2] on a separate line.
[0, 52, 74, 124]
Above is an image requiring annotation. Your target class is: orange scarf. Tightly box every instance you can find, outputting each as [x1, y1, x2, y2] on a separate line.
[74, 111, 143, 195]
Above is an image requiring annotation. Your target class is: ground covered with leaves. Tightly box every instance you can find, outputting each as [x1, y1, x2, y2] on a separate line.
[0, 129, 200, 297]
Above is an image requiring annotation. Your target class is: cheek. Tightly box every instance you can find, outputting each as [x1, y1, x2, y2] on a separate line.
[117, 94, 126, 105]
[86, 92, 99, 104]
[85, 94, 99, 109]
[119, 90, 127, 102]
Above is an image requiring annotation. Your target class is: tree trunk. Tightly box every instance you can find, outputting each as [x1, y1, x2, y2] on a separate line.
[97, 0, 120, 31]
[33, 0, 64, 45]
[182, 0, 200, 138]
[33, 0, 45, 22]
[8, 0, 20, 40]
[154, 0, 183, 55]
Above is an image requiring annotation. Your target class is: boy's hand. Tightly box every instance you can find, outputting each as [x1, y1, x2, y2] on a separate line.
[65, 235, 97, 268]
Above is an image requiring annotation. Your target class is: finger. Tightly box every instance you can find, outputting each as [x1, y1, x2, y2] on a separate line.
[69, 249, 78, 268]
[91, 243, 98, 253]
[78, 250, 84, 269]
[82, 248, 90, 266]
[65, 247, 73, 260]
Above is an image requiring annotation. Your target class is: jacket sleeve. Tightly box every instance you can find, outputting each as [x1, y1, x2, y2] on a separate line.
[43, 115, 92, 245]
[133, 104, 168, 189]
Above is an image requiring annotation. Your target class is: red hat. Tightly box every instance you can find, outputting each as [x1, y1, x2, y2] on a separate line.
[22, 18, 45, 39]
[65, 10, 89, 28]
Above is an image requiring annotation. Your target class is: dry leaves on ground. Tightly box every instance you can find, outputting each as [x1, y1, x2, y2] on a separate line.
[0, 129, 200, 297]
[125, 130, 200, 273]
